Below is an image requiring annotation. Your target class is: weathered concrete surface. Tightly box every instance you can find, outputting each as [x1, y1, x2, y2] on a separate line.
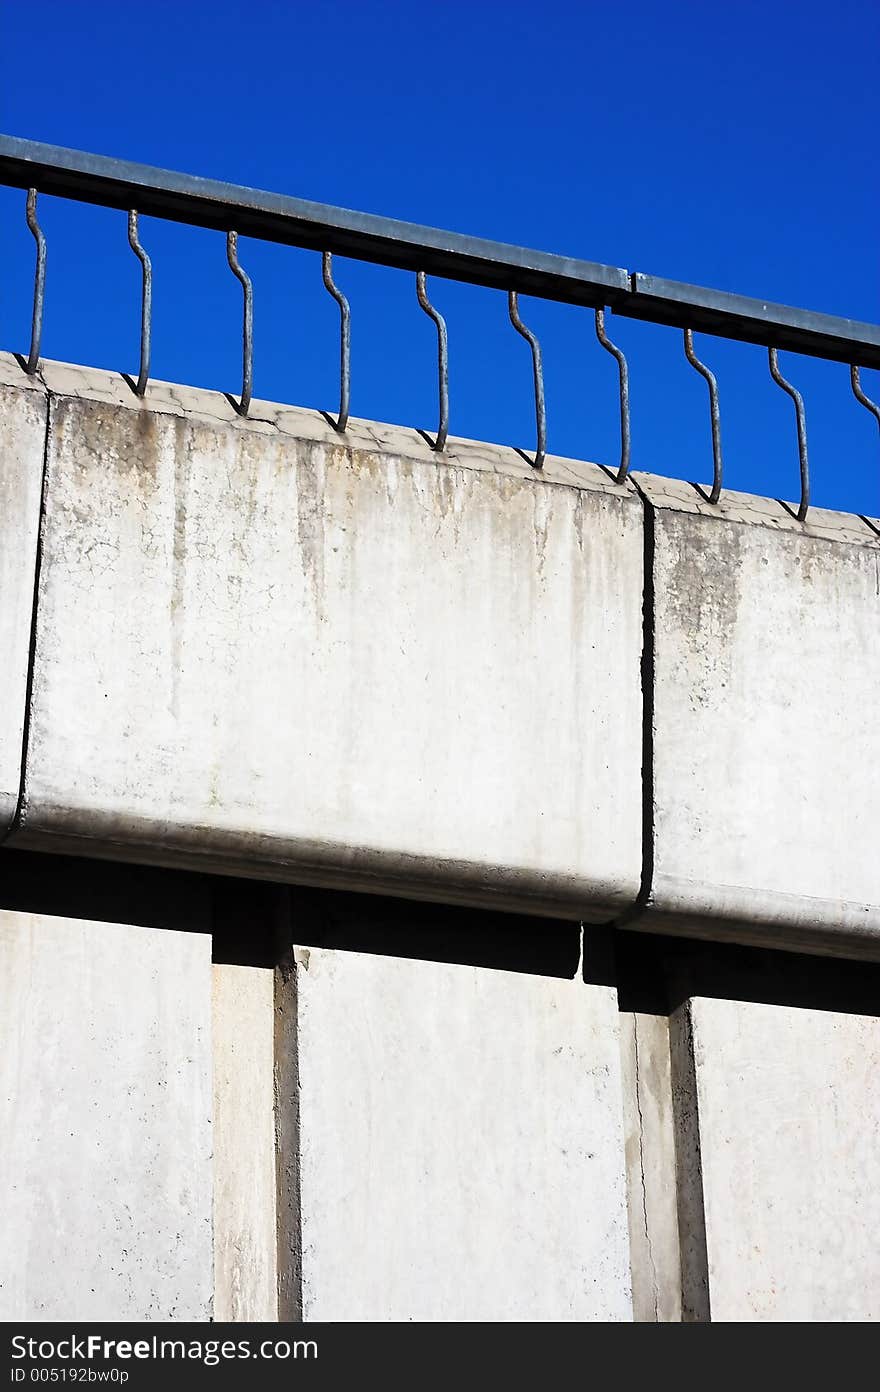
[638, 474, 880, 955]
[619, 1012, 682, 1321]
[0, 359, 46, 836]
[3, 354, 880, 956]
[292, 945, 632, 1321]
[688, 996, 880, 1321]
[8, 355, 643, 922]
[668, 1000, 710, 1321]
[0, 909, 212, 1321]
[212, 963, 277, 1321]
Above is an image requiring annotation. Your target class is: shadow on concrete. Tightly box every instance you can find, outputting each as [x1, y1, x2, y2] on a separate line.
[0, 848, 585, 980]
[615, 926, 880, 1020]
[3, 847, 878, 1012]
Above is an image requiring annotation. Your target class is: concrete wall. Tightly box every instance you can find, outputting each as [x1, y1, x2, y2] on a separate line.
[7, 902, 880, 1322]
[291, 944, 632, 1321]
[687, 996, 880, 1321]
[2, 353, 880, 1323]
[0, 909, 213, 1321]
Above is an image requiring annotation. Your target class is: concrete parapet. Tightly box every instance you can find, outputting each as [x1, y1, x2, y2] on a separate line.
[6, 355, 643, 922]
[636, 472, 880, 955]
[2, 354, 880, 957]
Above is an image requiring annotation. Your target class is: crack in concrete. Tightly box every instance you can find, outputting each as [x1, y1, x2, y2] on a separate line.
[2, 371, 53, 847]
[632, 1016, 660, 1321]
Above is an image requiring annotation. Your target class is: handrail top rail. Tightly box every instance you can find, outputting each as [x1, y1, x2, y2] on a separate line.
[1, 134, 878, 368]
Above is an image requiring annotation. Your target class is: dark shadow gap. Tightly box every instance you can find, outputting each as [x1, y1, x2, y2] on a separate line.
[282, 885, 585, 981]
[5, 847, 879, 1013]
[0, 847, 582, 979]
[615, 927, 880, 1020]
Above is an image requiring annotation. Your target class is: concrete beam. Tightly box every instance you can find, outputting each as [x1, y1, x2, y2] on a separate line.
[5, 354, 644, 922]
[3, 354, 879, 957]
[637, 474, 880, 956]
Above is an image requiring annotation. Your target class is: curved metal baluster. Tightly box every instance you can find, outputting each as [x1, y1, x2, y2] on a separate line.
[595, 307, 631, 484]
[851, 368, 880, 519]
[322, 252, 350, 432]
[226, 231, 253, 416]
[768, 347, 809, 521]
[416, 272, 448, 451]
[851, 365, 880, 435]
[683, 328, 722, 503]
[508, 291, 546, 469]
[25, 188, 46, 375]
[127, 211, 152, 396]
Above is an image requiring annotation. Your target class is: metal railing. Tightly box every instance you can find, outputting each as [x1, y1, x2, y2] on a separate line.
[2, 134, 879, 518]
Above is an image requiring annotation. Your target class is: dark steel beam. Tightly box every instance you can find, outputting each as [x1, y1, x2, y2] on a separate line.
[1, 135, 878, 367]
[0, 136, 628, 308]
[625, 273, 880, 369]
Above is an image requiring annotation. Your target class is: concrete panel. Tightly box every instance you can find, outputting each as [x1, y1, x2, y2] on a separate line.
[689, 996, 880, 1321]
[0, 358, 47, 835]
[212, 964, 277, 1321]
[639, 474, 880, 955]
[0, 910, 212, 1321]
[9, 358, 643, 921]
[292, 945, 632, 1321]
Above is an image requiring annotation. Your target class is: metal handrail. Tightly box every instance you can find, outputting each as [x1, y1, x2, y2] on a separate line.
[2, 134, 878, 518]
[2, 135, 878, 367]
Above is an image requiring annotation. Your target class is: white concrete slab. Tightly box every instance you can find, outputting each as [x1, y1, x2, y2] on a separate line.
[212, 963, 277, 1321]
[0, 359, 47, 834]
[639, 473, 880, 954]
[689, 995, 880, 1321]
[11, 358, 644, 920]
[0, 910, 213, 1321]
[292, 945, 633, 1321]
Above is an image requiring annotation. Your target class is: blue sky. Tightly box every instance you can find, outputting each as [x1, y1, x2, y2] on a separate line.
[1, 0, 877, 513]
